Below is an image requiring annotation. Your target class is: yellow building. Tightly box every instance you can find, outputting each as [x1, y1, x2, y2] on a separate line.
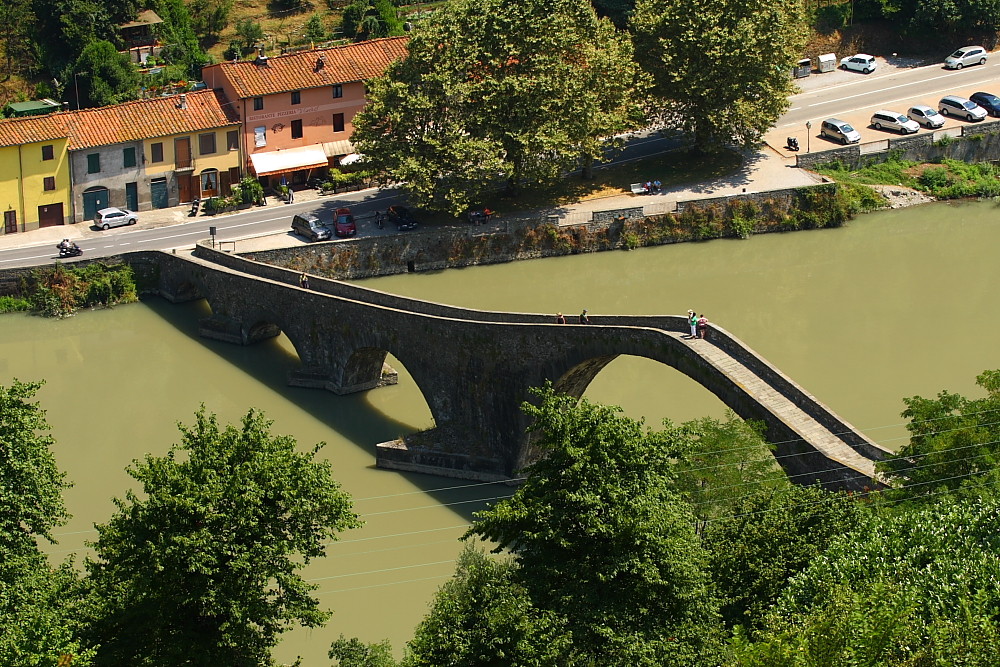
[0, 115, 72, 233]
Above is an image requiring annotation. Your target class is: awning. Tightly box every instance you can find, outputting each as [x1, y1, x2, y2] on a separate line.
[249, 146, 329, 176]
[339, 153, 364, 166]
[322, 139, 355, 158]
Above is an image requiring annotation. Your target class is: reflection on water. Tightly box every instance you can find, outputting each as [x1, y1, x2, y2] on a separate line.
[4, 199, 1000, 663]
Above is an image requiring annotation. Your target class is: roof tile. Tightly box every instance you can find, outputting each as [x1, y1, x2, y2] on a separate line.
[0, 115, 69, 148]
[205, 36, 409, 99]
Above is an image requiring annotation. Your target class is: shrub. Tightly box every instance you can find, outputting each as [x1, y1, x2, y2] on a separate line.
[919, 166, 950, 190]
[0, 295, 31, 313]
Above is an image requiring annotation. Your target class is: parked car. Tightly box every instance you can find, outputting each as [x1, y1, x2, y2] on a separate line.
[938, 95, 987, 121]
[386, 205, 419, 231]
[290, 212, 331, 241]
[333, 207, 357, 237]
[907, 105, 946, 128]
[969, 92, 1000, 117]
[819, 118, 861, 144]
[840, 54, 877, 74]
[870, 110, 920, 134]
[944, 46, 987, 69]
[94, 207, 138, 230]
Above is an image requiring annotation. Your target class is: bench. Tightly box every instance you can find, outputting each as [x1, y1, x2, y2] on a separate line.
[630, 183, 647, 195]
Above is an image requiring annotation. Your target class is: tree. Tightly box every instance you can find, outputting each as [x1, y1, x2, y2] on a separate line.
[0, 0, 38, 81]
[877, 369, 1000, 502]
[733, 497, 1000, 665]
[234, 18, 265, 54]
[671, 413, 787, 531]
[701, 485, 865, 633]
[0, 379, 70, 555]
[149, 0, 208, 76]
[190, 0, 233, 40]
[352, 0, 645, 216]
[304, 13, 327, 44]
[329, 636, 397, 667]
[467, 386, 721, 664]
[72, 40, 139, 108]
[630, 0, 806, 152]
[85, 407, 362, 666]
[340, 0, 403, 39]
[401, 544, 571, 666]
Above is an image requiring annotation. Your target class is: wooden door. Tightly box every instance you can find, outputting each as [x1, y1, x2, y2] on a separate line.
[220, 169, 232, 196]
[174, 137, 191, 169]
[38, 203, 64, 228]
[3, 210, 16, 234]
[178, 172, 193, 203]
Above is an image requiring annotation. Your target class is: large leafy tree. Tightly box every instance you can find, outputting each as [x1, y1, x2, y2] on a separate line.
[0, 379, 69, 555]
[0, 379, 95, 665]
[630, 0, 805, 152]
[352, 0, 645, 215]
[878, 369, 1000, 502]
[467, 386, 722, 664]
[72, 40, 139, 108]
[701, 485, 865, 633]
[400, 544, 570, 666]
[733, 497, 1000, 665]
[85, 407, 362, 666]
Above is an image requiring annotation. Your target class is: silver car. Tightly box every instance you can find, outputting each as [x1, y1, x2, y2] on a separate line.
[907, 105, 945, 128]
[939, 95, 987, 121]
[944, 46, 987, 69]
[870, 110, 920, 134]
[820, 118, 861, 145]
[94, 207, 138, 230]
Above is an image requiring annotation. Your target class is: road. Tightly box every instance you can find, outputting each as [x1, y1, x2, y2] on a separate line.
[768, 56, 1000, 151]
[3, 56, 997, 267]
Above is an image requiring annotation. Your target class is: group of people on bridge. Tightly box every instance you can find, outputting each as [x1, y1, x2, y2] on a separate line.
[555, 309, 589, 325]
[688, 310, 709, 339]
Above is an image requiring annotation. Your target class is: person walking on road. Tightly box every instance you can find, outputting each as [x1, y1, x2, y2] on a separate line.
[696, 314, 709, 339]
[555, 312, 566, 324]
[579, 309, 590, 324]
[299, 273, 310, 289]
[687, 309, 697, 338]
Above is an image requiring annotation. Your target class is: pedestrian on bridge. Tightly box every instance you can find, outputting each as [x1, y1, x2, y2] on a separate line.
[299, 273, 310, 289]
[579, 309, 590, 324]
[697, 314, 709, 339]
[555, 312, 566, 324]
[687, 309, 697, 338]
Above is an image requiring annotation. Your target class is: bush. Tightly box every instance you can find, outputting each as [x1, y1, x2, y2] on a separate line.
[22, 263, 138, 317]
[919, 166, 950, 189]
[0, 295, 31, 313]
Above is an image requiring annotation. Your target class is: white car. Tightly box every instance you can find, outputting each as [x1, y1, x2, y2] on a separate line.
[870, 110, 920, 134]
[944, 46, 987, 69]
[94, 207, 138, 230]
[907, 105, 945, 128]
[840, 54, 877, 74]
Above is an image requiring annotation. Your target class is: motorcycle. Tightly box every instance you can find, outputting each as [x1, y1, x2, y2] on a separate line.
[57, 242, 83, 258]
[785, 137, 800, 152]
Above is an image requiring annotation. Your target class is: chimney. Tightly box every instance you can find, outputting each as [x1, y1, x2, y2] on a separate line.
[177, 94, 187, 110]
[255, 47, 268, 67]
[314, 54, 326, 72]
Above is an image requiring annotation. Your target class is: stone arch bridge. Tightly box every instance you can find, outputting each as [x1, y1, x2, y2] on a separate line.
[151, 244, 890, 491]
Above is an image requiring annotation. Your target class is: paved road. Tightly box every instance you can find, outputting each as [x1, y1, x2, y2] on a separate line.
[767, 56, 1000, 153]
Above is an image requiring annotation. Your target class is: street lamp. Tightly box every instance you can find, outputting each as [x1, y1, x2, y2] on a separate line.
[805, 120, 812, 153]
[74, 71, 89, 111]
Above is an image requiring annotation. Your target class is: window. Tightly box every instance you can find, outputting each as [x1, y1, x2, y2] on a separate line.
[43, 176, 55, 191]
[332, 113, 345, 133]
[291, 119, 303, 139]
[41, 145, 54, 161]
[199, 133, 216, 155]
[227, 130, 239, 151]
[291, 90, 301, 105]
[151, 142, 164, 163]
[87, 153, 100, 174]
[253, 97, 264, 111]
[123, 146, 136, 168]
[254, 126, 266, 148]
[332, 84, 342, 98]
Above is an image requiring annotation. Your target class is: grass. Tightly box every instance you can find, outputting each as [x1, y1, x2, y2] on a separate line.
[815, 157, 1000, 199]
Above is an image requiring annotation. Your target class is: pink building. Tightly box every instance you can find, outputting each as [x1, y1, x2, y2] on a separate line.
[203, 37, 408, 188]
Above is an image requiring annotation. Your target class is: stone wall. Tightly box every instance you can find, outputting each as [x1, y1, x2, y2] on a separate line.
[795, 119, 1000, 170]
[241, 184, 819, 281]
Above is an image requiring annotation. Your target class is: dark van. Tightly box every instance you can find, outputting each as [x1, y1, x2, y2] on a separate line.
[291, 213, 331, 242]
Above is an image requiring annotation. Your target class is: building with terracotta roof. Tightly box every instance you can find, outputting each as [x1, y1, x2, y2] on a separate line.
[0, 88, 242, 234]
[203, 37, 408, 188]
[64, 89, 241, 221]
[0, 115, 73, 232]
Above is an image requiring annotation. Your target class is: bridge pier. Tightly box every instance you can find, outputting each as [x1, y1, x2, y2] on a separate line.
[376, 427, 508, 482]
[198, 315, 280, 345]
[288, 363, 399, 394]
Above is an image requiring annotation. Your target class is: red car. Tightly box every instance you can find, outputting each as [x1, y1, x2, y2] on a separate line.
[334, 207, 357, 237]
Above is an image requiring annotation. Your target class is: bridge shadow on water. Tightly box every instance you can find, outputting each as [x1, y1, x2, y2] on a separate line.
[142, 296, 514, 523]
